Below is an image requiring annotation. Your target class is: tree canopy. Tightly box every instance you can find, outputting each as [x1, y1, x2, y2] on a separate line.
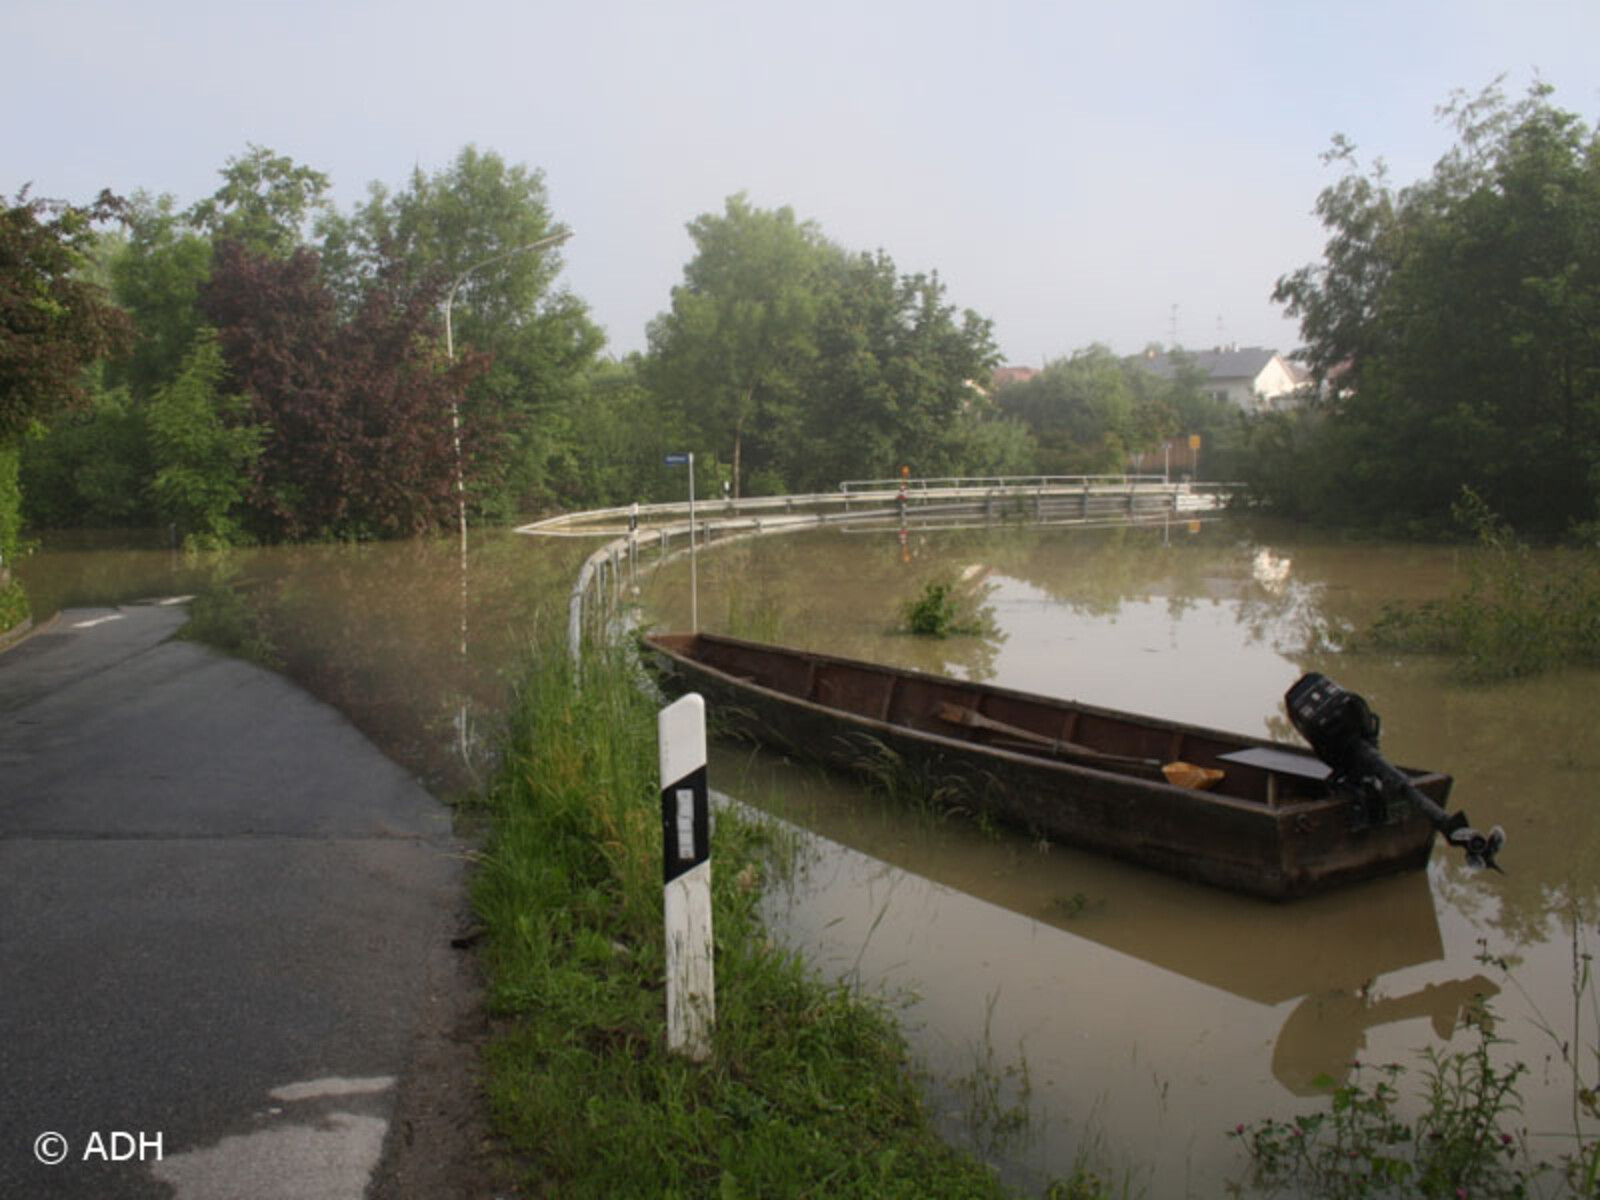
[322, 146, 604, 514]
[201, 239, 487, 540]
[646, 195, 829, 496]
[1, 187, 132, 619]
[0, 189, 131, 442]
[646, 194, 1013, 495]
[16, 145, 601, 540]
[1262, 82, 1600, 533]
[993, 345, 1240, 478]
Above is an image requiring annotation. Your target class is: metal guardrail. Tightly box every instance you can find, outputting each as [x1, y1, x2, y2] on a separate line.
[529, 477, 1241, 661]
[838, 473, 1169, 494]
[519, 477, 1239, 539]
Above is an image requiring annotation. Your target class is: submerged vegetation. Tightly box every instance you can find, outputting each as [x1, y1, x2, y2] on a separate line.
[1357, 491, 1600, 681]
[470, 631, 1048, 1197]
[1230, 928, 1599, 1198]
[1230, 1020, 1536, 1198]
[901, 576, 996, 639]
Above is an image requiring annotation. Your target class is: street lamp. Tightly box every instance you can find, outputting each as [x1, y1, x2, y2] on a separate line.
[442, 229, 572, 777]
[442, 229, 574, 552]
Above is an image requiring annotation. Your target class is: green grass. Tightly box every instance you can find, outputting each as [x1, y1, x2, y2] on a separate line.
[1228, 927, 1599, 1199]
[1360, 490, 1600, 682]
[0, 577, 29, 637]
[470, 631, 1047, 1198]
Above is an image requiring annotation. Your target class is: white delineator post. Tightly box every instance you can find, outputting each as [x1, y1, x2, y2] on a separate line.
[658, 693, 713, 1060]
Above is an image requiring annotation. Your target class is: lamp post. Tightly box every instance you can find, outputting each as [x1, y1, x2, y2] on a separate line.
[442, 230, 573, 774]
[442, 230, 573, 555]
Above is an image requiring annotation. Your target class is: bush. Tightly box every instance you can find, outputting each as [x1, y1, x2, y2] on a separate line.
[901, 577, 995, 639]
[1360, 490, 1600, 681]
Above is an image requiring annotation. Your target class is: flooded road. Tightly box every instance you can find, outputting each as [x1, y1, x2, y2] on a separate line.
[15, 529, 590, 795]
[16, 518, 1597, 1195]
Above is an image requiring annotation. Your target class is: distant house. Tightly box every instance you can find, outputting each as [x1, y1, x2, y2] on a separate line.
[991, 365, 1039, 390]
[1136, 346, 1304, 412]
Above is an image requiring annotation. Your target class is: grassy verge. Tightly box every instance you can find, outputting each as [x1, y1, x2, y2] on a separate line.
[470, 630, 1045, 1198]
[0, 576, 28, 637]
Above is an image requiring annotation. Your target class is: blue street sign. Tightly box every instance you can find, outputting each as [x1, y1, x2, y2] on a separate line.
[664, 453, 690, 466]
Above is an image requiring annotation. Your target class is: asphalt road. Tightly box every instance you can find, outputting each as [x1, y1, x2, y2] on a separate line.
[0, 603, 464, 1199]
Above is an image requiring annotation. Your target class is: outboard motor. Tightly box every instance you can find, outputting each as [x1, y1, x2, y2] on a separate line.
[1286, 673, 1504, 871]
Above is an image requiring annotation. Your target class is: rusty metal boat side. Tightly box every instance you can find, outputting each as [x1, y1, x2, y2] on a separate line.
[642, 631, 1444, 900]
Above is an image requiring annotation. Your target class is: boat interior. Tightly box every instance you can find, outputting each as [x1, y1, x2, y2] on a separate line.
[648, 632, 1345, 807]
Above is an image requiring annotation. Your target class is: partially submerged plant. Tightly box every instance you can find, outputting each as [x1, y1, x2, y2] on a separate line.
[1230, 925, 1600, 1199]
[901, 576, 997, 639]
[1361, 488, 1600, 682]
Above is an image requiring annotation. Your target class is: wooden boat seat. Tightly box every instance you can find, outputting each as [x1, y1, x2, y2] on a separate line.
[1217, 746, 1329, 805]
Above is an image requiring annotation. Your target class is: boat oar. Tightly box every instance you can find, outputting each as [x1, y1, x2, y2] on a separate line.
[935, 703, 1161, 774]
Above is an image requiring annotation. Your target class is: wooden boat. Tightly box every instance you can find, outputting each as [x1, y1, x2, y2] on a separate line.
[641, 632, 1449, 900]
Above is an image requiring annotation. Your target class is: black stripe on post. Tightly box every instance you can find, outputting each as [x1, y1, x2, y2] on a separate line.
[661, 763, 709, 885]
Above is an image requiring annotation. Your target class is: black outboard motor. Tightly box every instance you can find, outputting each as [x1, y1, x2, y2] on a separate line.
[1286, 673, 1504, 871]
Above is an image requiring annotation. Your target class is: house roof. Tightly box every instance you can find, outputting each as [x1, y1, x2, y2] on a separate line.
[1138, 346, 1280, 383]
[992, 365, 1039, 388]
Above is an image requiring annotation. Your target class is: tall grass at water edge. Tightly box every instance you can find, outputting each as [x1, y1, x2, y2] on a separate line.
[469, 631, 1044, 1198]
[1359, 491, 1600, 682]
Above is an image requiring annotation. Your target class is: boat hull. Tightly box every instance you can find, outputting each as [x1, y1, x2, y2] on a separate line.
[643, 633, 1443, 900]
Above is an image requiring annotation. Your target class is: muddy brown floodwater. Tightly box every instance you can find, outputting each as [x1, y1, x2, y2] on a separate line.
[16, 529, 592, 796]
[18, 517, 1598, 1196]
[640, 516, 1600, 1196]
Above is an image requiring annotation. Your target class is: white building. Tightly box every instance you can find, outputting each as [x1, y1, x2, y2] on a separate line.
[1137, 346, 1306, 412]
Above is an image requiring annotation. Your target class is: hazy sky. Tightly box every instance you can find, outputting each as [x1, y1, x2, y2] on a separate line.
[7, 0, 1597, 366]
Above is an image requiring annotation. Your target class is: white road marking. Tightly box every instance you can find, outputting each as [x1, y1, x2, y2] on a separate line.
[268, 1075, 396, 1103]
[71, 614, 125, 629]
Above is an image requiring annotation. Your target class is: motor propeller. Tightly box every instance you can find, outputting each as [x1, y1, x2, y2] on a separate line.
[1285, 673, 1505, 873]
[1448, 823, 1507, 871]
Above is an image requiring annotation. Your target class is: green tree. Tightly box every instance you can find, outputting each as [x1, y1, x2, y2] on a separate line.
[21, 148, 329, 533]
[145, 330, 264, 548]
[1270, 82, 1600, 533]
[1, 188, 131, 622]
[799, 249, 1003, 487]
[1, 189, 131, 442]
[647, 196, 1010, 496]
[188, 144, 331, 259]
[0, 442, 24, 630]
[106, 192, 214, 399]
[18, 379, 151, 527]
[646, 195, 829, 497]
[998, 345, 1147, 473]
[553, 356, 685, 506]
[322, 146, 603, 517]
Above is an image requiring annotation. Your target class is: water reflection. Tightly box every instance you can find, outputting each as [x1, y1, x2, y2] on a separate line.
[1272, 975, 1499, 1096]
[653, 518, 1599, 1192]
[718, 740, 1467, 1097]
